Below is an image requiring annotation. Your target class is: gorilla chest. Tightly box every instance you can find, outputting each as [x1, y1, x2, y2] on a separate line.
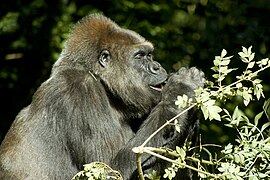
[84, 120, 135, 163]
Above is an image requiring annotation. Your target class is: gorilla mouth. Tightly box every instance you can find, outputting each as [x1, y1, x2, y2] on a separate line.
[150, 82, 166, 92]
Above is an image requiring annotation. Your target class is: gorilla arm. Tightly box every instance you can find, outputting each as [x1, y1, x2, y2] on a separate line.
[111, 67, 205, 179]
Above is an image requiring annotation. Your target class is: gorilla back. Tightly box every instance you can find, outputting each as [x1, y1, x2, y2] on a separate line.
[0, 14, 204, 179]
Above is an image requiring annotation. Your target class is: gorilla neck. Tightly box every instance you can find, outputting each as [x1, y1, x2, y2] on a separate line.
[99, 79, 153, 120]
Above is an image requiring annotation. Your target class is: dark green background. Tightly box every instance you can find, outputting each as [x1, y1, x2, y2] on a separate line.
[1, 0, 269, 146]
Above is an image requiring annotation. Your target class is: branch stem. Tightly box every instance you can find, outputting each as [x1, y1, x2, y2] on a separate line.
[216, 63, 270, 94]
[136, 152, 145, 180]
[143, 148, 219, 179]
[141, 104, 196, 147]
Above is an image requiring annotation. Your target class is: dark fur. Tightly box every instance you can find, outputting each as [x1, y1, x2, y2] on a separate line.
[0, 14, 204, 179]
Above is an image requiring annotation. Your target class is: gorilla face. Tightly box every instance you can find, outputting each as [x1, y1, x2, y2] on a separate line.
[98, 43, 167, 117]
[97, 36, 168, 115]
[131, 44, 167, 92]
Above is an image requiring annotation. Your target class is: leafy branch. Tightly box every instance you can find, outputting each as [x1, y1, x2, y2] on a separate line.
[72, 162, 123, 180]
[133, 46, 270, 180]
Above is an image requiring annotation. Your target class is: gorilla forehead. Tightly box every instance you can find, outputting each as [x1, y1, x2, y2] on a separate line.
[70, 14, 149, 47]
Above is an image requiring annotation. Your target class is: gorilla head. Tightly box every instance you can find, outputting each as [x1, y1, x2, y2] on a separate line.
[54, 14, 167, 117]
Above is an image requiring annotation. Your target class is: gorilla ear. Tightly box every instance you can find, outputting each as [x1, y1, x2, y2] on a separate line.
[99, 50, 111, 67]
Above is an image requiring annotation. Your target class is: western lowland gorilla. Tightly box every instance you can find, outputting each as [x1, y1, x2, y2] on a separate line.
[0, 14, 204, 179]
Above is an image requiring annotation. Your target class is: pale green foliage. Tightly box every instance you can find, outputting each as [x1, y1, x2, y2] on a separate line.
[144, 170, 161, 180]
[174, 119, 181, 133]
[175, 46, 269, 121]
[72, 162, 122, 180]
[211, 49, 235, 84]
[210, 46, 266, 106]
[175, 94, 193, 109]
[0, 12, 19, 33]
[162, 46, 270, 179]
[195, 88, 223, 121]
[220, 106, 270, 179]
[163, 146, 187, 180]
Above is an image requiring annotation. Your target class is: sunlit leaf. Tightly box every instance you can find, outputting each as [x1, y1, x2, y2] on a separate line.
[247, 61, 255, 69]
[221, 49, 227, 58]
[247, 46, 252, 56]
[261, 122, 270, 132]
[221, 60, 230, 66]
[174, 119, 181, 133]
[254, 111, 263, 126]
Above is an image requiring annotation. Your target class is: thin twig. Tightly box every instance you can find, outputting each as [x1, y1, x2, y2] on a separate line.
[141, 104, 196, 147]
[215, 63, 270, 94]
[143, 149, 219, 179]
[136, 152, 145, 180]
[144, 147, 216, 166]
[134, 105, 195, 179]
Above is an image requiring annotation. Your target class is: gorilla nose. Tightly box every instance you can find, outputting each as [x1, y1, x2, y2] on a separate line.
[149, 61, 161, 74]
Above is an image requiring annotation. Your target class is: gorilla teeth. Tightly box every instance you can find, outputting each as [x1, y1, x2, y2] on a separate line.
[150, 84, 164, 91]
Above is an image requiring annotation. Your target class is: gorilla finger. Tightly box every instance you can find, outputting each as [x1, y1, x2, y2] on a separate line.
[174, 67, 189, 76]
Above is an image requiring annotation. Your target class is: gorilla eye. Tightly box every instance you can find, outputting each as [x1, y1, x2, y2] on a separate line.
[134, 52, 144, 59]
[147, 53, 153, 59]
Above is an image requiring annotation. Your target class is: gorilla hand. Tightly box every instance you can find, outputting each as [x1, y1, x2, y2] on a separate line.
[162, 67, 205, 106]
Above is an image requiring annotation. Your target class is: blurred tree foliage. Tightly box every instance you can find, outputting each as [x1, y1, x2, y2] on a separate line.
[1, 0, 269, 146]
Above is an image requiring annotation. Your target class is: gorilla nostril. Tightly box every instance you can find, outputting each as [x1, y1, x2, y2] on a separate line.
[149, 62, 161, 74]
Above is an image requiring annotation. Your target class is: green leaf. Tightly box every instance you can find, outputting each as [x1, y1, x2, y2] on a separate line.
[242, 90, 252, 106]
[146, 170, 161, 180]
[247, 61, 255, 69]
[249, 52, 255, 61]
[201, 104, 209, 120]
[174, 119, 181, 133]
[211, 66, 218, 72]
[178, 147, 186, 160]
[221, 49, 227, 58]
[254, 84, 264, 100]
[253, 79, 262, 84]
[232, 106, 241, 121]
[234, 154, 240, 163]
[218, 75, 225, 82]
[242, 46, 248, 55]
[175, 95, 187, 108]
[257, 58, 269, 67]
[248, 46, 252, 56]
[243, 99, 250, 106]
[212, 74, 219, 79]
[236, 83, 242, 88]
[240, 56, 249, 63]
[254, 111, 263, 126]
[261, 122, 270, 132]
[219, 66, 228, 73]
[208, 105, 222, 121]
[223, 108, 231, 117]
[220, 59, 231, 66]
[214, 56, 222, 66]
[223, 55, 234, 60]
[176, 146, 181, 154]
[226, 68, 237, 74]
[238, 52, 245, 58]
